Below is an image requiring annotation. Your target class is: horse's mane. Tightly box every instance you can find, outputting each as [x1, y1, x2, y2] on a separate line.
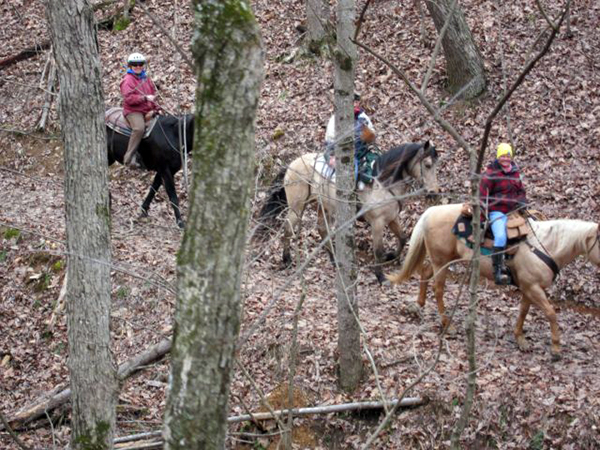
[530, 219, 597, 253]
[374, 142, 438, 185]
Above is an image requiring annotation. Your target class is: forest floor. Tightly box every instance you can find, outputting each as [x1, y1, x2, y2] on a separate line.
[1, 0, 600, 448]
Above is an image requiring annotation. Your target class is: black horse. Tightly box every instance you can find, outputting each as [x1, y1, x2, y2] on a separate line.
[106, 114, 194, 228]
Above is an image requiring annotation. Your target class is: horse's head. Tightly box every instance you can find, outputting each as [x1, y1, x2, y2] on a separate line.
[410, 141, 440, 201]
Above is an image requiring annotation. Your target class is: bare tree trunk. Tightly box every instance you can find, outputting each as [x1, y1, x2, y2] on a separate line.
[425, 0, 486, 99]
[334, 0, 363, 392]
[451, 154, 481, 449]
[306, 0, 330, 53]
[45, 1, 117, 449]
[162, 2, 264, 449]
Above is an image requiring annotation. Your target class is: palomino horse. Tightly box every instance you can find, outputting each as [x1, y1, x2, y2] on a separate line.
[259, 142, 440, 282]
[106, 113, 194, 228]
[387, 203, 600, 359]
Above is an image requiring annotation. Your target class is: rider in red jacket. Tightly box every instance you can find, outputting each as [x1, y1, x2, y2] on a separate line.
[480, 142, 528, 285]
[120, 52, 160, 169]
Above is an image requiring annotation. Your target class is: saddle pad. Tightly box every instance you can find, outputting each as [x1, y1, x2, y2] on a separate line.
[452, 214, 522, 255]
[105, 107, 157, 138]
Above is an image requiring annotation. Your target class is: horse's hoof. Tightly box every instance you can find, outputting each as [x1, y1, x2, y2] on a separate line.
[515, 336, 529, 352]
[177, 220, 185, 229]
[384, 252, 398, 262]
[405, 302, 421, 316]
[550, 346, 562, 362]
[139, 209, 149, 218]
[441, 322, 457, 335]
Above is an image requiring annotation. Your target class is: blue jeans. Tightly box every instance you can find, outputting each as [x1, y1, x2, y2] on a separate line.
[489, 211, 508, 247]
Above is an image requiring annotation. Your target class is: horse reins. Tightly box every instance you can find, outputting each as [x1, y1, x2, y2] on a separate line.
[585, 224, 600, 259]
[524, 242, 561, 281]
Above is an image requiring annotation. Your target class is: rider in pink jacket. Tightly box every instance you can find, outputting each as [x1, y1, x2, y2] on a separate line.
[120, 52, 160, 168]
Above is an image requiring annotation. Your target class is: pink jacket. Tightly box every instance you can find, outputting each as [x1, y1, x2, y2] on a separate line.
[120, 71, 158, 116]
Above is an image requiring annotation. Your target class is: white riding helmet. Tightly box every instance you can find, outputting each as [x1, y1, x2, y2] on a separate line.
[127, 52, 146, 64]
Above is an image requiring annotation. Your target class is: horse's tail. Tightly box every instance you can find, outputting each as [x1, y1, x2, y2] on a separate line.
[387, 209, 429, 284]
[255, 169, 288, 237]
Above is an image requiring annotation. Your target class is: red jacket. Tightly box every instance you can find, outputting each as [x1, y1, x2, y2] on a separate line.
[479, 159, 528, 215]
[120, 71, 158, 116]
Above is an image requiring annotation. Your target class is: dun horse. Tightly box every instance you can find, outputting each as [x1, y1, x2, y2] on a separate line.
[106, 113, 194, 228]
[387, 203, 600, 359]
[259, 142, 440, 282]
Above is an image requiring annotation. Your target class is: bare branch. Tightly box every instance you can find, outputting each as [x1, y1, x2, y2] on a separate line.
[354, 0, 373, 41]
[476, 0, 572, 173]
[353, 39, 473, 154]
[137, 2, 194, 71]
[536, 0, 557, 30]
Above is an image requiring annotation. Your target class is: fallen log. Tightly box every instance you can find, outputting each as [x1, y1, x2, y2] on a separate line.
[0, 41, 52, 71]
[0, 0, 130, 71]
[226, 397, 426, 423]
[4, 338, 172, 430]
[111, 397, 426, 448]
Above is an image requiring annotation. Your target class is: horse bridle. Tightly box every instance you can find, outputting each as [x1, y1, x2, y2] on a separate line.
[406, 147, 428, 187]
[586, 224, 600, 257]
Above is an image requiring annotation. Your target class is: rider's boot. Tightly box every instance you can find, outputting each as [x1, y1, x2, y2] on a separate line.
[492, 247, 511, 285]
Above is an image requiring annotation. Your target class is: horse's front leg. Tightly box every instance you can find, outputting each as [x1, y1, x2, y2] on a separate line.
[141, 173, 163, 218]
[161, 169, 184, 228]
[521, 285, 561, 360]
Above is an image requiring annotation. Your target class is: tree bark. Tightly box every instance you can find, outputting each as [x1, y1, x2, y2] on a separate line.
[425, 0, 486, 99]
[306, 0, 330, 53]
[45, 1, 117, 449]
[334, 0, 363, 391]
[162, 2, 264, 449]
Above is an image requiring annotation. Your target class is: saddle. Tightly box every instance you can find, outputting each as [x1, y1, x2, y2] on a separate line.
[453, 203, 531, 255]
[453, 204, 560, 283]
[105, 107, 158, 138]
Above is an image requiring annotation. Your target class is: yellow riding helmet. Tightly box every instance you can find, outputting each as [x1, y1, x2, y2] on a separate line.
[496, 142, 513, 159]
